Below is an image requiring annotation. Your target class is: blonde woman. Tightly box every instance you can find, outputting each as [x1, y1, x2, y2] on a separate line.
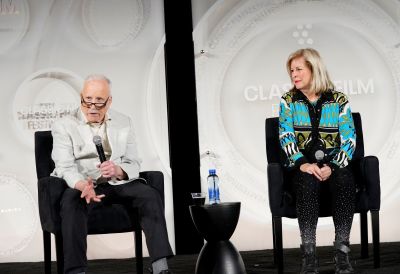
[279, 48, 356, 274]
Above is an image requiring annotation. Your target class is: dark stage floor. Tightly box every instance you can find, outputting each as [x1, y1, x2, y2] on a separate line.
[1, 242, 399, 274]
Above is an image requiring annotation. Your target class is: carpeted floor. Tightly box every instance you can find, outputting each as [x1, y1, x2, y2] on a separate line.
[0, 242, 399, 274]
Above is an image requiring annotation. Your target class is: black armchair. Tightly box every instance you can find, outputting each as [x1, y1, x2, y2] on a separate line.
[34, 130, 165, 274]
[265, 112, 380, 274]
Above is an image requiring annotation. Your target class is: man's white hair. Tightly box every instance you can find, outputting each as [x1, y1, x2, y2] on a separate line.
[84, 74, 112, 90]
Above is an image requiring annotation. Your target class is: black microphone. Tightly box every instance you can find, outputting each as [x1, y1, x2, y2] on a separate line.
[315, 150, 325, 168]
[93, 135, 106, 163]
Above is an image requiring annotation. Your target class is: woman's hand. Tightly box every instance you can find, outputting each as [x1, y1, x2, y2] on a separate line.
[300, 163, 323, 181]
[300, 163, 332, 181]
[320, 164, 332, 181]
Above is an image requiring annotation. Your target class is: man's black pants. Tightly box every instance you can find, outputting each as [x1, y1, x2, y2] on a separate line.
[60, 180, 173, 274]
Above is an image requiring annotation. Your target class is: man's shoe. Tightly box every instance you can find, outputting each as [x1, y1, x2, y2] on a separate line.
[148, 268, 173, 274]
[334, 241, 354, 274]
[159, 270, 173, 274]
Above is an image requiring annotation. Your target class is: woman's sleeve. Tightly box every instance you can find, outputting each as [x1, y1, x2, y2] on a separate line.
[329, 94, 356, 171]
[278, 96, 307, 167]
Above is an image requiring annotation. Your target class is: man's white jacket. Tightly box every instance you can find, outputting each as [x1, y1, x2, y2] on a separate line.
[51, 108, 141, 188]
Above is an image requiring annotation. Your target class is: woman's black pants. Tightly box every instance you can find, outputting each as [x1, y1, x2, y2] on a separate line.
[292, 167, 356, 244]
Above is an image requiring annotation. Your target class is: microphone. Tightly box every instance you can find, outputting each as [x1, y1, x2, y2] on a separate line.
[93, 135, 106, 163]
[315, 150, 325, 168]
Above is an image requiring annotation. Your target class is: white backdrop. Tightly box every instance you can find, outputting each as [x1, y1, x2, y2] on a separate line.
[189, 0, 400, 251]
[0, 0, 174, 262]
[1, 0, 400, 264]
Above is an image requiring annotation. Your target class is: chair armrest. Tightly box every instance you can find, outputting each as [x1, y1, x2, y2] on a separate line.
[267, 163, 285, 215]
[360, 156, 381, 210]
[139, 171, 165, 207]
[38, 172, 165, 233]
[38, 176, 68, 233]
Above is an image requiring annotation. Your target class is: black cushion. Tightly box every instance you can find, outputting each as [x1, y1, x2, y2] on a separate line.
[37, 176, 67, 232]
[34, 131, 55, 180]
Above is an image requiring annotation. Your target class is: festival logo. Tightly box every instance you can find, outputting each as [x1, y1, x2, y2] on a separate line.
[13, 69, 82, 148]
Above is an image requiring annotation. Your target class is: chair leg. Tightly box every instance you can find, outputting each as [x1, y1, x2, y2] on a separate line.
[272, 216, 283, 274]
[55, 233, 64, 274]
[272, 217, 277, 266]
[43, 231, 52, 274]
[135, 230, 143, 274]
[371, 210, 380, 268]
[359, 211, 368, 258]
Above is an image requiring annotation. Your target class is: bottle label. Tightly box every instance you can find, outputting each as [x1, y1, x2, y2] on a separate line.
[207, 174, 220, 204]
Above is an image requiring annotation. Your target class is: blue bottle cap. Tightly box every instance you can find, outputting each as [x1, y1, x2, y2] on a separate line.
[208, 169, 216, 174]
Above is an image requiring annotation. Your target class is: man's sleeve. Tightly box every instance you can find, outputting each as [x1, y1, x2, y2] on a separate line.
[51, 120, 85, 188]
[118, 117, 141, 180]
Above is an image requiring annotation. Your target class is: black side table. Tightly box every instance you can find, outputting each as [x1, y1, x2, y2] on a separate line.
[189, 202, 247, 274]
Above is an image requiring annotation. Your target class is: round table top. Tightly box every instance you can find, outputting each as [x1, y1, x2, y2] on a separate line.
[189, 202, 241, 241]
[191, 201, 240, 208]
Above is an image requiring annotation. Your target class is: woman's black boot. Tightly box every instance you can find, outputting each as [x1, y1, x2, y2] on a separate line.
[334, 241, 354, 274]
[300, 243, 319, 274]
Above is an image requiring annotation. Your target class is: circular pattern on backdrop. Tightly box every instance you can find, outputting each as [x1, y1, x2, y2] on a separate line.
[0, 174, 38, 257]
[82, 0, 150, 49]
[12, 68, 82, 149]
[0, 0, 29, 54]
[191, 0, 400, 226]
[146, 0, 400, 226]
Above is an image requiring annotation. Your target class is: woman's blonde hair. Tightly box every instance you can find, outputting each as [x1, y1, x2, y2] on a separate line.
[286, 48, 334, 95]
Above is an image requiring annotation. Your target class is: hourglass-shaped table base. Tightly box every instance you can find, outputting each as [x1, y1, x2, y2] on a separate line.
[189, 202, 246, 274]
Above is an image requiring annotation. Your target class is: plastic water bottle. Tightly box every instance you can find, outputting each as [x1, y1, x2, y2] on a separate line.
[207, 169, 220, 204]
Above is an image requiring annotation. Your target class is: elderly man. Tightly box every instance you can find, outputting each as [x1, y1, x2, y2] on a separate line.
[51, 74, 173, 274]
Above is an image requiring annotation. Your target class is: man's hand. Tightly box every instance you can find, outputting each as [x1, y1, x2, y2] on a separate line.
[98, 160, 127, 180]
[300, 163, 323, 181]
[75, 178, 105, 204]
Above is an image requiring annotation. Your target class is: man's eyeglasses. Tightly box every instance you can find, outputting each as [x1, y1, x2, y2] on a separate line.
[81, 97, 110, 110]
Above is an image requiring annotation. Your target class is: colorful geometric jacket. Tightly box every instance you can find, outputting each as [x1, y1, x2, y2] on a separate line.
[278, 89, 356, 171]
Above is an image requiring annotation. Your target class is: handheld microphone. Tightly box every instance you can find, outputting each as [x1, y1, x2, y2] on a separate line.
[315, 150, 325, 168]
[93, 135, 106, 163]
